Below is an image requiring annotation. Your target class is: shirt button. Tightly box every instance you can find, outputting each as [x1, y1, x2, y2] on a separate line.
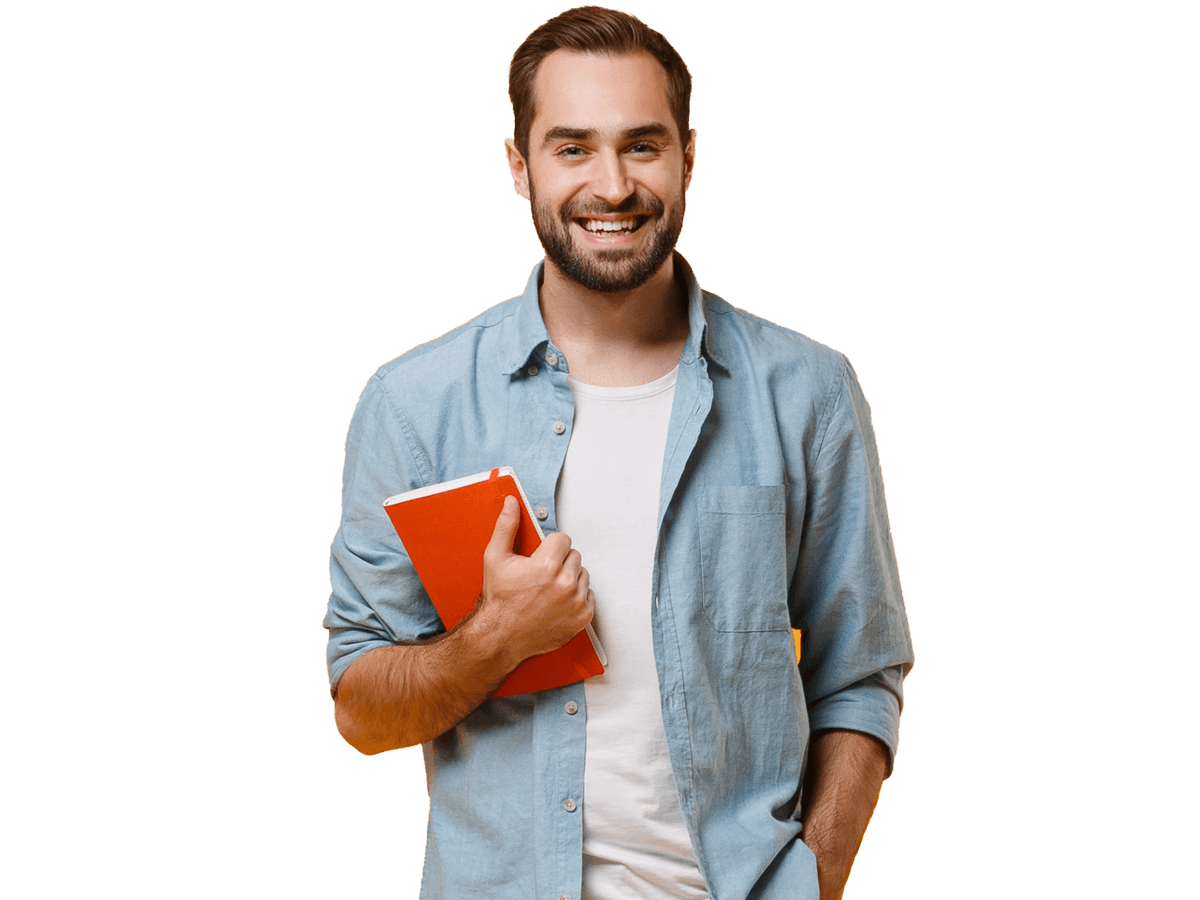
[564, 700, 578, 715]
[683, 353, 694, 363]
[560, 895, 572, 900]
[545, 351, 559, 367]
[562, 798, 577, 812]
[535, 505, 549, 521]
[527, 365, 538, 376]
[552, 420, 566, 435]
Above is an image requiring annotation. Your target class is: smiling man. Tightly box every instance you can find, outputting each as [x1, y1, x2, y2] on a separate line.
[325, 7, 913, 900]
[518, 50, 687, 300]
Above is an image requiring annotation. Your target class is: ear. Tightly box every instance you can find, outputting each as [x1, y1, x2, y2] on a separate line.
[683, 129, 696, 191]
[505, 138, 531, 200]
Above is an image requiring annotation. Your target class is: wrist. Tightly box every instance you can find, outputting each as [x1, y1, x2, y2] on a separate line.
[455, 597, 525, 678]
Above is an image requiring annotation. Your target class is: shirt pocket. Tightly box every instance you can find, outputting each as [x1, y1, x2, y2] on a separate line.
[697, 484, 790, 633]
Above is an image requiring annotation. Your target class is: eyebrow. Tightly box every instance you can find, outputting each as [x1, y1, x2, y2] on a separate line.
[540, 123, 674, 147]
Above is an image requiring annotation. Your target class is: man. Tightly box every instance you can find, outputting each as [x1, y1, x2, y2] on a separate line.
[325, 7, 913, 900]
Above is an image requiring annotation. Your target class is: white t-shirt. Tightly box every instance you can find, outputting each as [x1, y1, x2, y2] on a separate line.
[555, 367, 708, 900]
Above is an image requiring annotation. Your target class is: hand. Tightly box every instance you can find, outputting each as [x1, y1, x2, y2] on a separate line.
[475, 496, 594, 667]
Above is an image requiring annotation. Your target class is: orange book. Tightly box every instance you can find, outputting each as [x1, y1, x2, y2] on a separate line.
[383, 467, 606, 698]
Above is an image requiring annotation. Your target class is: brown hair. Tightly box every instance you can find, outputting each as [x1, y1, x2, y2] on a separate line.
[509, 6, 692, 159]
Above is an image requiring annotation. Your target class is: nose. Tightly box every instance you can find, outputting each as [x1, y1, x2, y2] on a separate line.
[589, 149, 634, 207]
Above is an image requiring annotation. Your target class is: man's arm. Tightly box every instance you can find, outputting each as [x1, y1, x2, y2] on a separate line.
[334, 604, 515, 756]
[334, 496, 594, 754]
[801, 729, 889, 900]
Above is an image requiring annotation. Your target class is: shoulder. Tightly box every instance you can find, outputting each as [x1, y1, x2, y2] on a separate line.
[372, 294, 526, 384]
[703, 290, 849, 391]
[345, 293, 529, 443]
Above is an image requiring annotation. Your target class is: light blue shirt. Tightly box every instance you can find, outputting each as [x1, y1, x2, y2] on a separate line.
[325, 255, 914, 900]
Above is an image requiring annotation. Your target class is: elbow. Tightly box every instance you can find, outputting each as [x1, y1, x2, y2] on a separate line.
[332, 657, 437, 753]
[340, 732, 387, 757]
[334, 697, 392, 756]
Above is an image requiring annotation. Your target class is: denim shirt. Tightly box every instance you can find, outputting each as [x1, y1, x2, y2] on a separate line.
[325, 255, 914, 900]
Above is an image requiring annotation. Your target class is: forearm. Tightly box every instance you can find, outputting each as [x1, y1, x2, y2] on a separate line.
[333, 604, 519, 754]
[333, 497, 594, 755]
[801, 729, 889, 900]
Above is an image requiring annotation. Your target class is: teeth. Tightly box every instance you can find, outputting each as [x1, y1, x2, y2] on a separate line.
[583, 218, 638, 232]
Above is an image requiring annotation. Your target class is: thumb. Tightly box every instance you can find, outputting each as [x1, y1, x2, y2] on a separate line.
[485, 495, 520, 559]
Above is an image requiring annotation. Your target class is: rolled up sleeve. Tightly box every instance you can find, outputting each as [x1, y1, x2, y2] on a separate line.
[324, 374, 443, 696]
[792, 357, 914, 771]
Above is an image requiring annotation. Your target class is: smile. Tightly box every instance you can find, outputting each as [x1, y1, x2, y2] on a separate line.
[576, 216, 649, 235]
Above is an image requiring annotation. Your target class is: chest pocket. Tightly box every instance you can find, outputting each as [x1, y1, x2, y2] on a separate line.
[697, 484, 790, 633]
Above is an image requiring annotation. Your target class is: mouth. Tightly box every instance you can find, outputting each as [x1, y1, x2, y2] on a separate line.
[574, 216, 650, 236]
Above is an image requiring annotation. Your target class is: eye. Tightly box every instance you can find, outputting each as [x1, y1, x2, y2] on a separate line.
[628, 142, 660, 156]
[556, 145, 587, 159]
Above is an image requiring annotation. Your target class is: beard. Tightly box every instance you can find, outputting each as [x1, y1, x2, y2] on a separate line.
[528, 179, 685, 294]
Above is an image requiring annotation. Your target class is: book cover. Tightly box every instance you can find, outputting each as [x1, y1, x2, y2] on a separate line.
[383, 467, 606, 698]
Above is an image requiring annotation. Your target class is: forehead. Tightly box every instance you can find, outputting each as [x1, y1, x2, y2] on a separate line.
[530, 50, 675, 141]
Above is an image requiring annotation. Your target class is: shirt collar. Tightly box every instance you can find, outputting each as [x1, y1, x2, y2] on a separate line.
[498, 252, 725, 376]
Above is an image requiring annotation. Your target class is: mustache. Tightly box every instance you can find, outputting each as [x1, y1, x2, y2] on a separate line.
[560, 189, 665, 220]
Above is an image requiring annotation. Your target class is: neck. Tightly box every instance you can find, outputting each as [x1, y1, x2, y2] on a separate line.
[538, 256, 690, 387]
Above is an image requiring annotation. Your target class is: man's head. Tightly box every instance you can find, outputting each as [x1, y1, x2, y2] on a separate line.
[506, 7, 695, 294]
[509, 6, 691, 160]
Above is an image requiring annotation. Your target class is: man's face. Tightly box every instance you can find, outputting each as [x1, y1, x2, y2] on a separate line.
[508, 51, 694, 294]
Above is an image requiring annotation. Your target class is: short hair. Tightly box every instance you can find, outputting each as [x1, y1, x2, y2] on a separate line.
[509, 6, 692, 159]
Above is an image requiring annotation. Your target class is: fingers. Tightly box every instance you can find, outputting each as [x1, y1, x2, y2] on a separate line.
[486, 499, 573, 567]
[575, 561, 590, 600]
[484, 495, 520, 561]
[551, 550, 583, 604]
[481, 505, 591, 639]
[562, 548, 582, 580]
[571, 564, 594, 626]
[536, 530, 574, 566]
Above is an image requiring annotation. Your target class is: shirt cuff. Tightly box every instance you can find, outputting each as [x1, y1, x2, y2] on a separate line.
[807, 669, 904, 776]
